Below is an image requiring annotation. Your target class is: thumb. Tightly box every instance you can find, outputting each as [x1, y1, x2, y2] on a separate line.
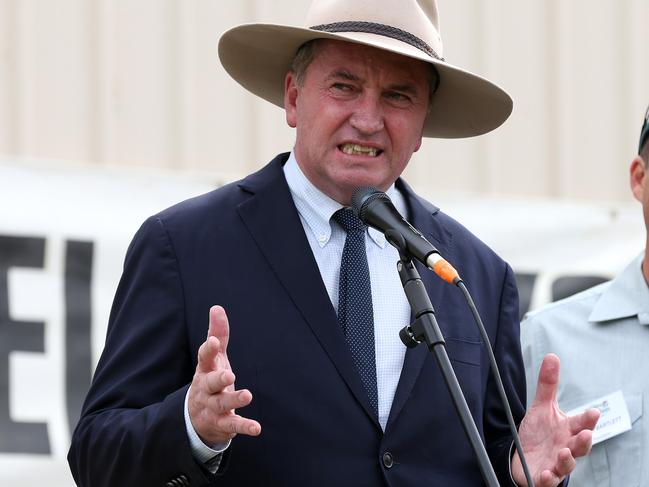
[207, 305, 230, 351]
[532, 353, 560, 406]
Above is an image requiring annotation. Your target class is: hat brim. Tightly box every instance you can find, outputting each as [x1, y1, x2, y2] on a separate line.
[218, 24, 513, 138]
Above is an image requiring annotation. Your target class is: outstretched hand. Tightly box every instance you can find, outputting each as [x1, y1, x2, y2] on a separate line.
[511, 354, 600, 487]
[188, 305, 261, 445]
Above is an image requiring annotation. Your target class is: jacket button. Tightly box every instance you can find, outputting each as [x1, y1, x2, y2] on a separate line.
[382, 451, 394, 469]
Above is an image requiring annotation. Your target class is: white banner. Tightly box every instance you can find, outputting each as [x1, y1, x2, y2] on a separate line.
[0, 161, 643, 486]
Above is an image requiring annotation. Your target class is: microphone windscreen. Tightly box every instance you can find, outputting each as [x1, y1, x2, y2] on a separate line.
[351, 187, 387, 221]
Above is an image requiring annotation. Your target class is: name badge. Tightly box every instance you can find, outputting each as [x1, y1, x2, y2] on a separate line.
[566, 390, 632, 445]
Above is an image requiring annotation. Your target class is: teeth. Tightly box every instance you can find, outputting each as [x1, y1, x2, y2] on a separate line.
[341, 143, 378, 157]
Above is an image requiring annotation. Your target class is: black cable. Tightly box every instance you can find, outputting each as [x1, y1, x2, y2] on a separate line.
[456, 279, 535, 487]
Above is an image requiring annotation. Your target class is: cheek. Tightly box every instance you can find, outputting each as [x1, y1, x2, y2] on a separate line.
[391, 114, 425, 146]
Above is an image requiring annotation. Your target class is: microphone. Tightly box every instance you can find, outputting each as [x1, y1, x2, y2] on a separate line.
[351, 187, 460, 284]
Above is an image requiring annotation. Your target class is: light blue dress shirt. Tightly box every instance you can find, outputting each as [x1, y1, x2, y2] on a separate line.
[185, 153, 412, 465]
[283, 152, 412, 430]
[521, 252, 649, 486]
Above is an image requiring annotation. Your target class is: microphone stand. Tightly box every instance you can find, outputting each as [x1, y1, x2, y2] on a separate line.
[388, 232, 500, 487]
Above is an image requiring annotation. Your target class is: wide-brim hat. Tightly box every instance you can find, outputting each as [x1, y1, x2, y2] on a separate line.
[218, 0, 513, 139]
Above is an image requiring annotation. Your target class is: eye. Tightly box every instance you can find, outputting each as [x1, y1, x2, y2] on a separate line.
[331, 83, 354, 92]
[385, 91, 411, 103]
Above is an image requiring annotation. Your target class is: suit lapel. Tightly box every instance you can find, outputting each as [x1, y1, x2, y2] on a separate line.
[236, 155, 381, 429]
[386, 179, 455, 429]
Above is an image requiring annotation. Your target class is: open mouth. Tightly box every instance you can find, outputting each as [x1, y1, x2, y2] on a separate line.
[339, 143, 382, 157]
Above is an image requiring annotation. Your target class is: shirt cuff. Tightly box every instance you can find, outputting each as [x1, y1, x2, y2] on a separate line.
[508, 440, 521, 485]
[184, 386, 231, 468]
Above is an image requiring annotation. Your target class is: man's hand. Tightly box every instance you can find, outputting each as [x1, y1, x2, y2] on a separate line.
[188, 305, 262, 445]
[511, 353, 599, 487]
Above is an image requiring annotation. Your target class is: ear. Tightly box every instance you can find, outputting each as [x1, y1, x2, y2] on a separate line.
[413, 135, 423, 153]
[630, 156, 647, 203]
[284, 72, 298, 128]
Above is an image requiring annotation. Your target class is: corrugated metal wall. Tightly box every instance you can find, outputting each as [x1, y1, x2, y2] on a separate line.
[1, 0, 648, 201]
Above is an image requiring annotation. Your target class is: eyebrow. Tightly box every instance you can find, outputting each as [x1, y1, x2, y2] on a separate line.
[326, 70, 422, 97]
[385, 83, 420, 96]
[326, 70, 360, 82]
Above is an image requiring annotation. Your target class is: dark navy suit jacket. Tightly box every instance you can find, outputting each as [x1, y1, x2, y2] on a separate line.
[69, 153, 526, 486]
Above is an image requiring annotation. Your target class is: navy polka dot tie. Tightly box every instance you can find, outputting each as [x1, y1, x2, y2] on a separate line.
[333, 208, 378, 417]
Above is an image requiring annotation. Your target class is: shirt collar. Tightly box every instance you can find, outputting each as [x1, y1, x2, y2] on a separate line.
[589, 252, 649, 325]
[283, 152, 407, 248]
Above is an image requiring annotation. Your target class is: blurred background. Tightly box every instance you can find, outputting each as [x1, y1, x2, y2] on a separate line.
[1, 0, 647, 485]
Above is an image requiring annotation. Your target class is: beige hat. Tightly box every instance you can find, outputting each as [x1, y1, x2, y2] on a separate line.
[218, 0, 512, 138]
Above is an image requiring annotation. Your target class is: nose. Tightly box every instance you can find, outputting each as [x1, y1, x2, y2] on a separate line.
[349, 93, 384, 135]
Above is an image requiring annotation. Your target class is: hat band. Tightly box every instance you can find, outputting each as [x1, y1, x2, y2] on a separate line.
[310, 21, 444, 61]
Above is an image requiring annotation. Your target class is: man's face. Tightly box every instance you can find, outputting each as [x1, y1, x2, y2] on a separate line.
[284, 40, 431, 205]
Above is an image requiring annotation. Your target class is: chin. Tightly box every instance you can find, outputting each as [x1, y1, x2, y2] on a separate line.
[341, 171, 389, 190]
[351, 179, 390, 193]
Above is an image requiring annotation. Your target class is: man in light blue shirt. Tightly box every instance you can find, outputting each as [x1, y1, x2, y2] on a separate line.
[521, 104, 649, 486]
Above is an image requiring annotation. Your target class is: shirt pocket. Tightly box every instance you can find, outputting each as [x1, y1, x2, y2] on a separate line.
[585, 392, 643, 487]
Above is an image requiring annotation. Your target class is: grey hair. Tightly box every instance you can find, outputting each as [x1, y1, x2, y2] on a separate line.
[290, 40, 321, 86]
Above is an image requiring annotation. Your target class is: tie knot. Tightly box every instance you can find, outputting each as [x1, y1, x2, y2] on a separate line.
[333, 208, 366, 235]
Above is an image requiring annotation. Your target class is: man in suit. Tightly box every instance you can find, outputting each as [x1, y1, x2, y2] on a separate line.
[521, 105, 649, 485]
[68, 1, 598, 485]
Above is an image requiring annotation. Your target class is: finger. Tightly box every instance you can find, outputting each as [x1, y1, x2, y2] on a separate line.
[205, 369, 236, 394]
[532, 353, 560, 406]
[215, 414, 262, 437]
[207, 388, 254, 413]
[208, 305, 230, 350]
[197, 336, 221, 373]
[553, 447, 576, 478]
[568, 407, 600, 433]
[567, 429, 594, 458]
[537, 469, 560, 487]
